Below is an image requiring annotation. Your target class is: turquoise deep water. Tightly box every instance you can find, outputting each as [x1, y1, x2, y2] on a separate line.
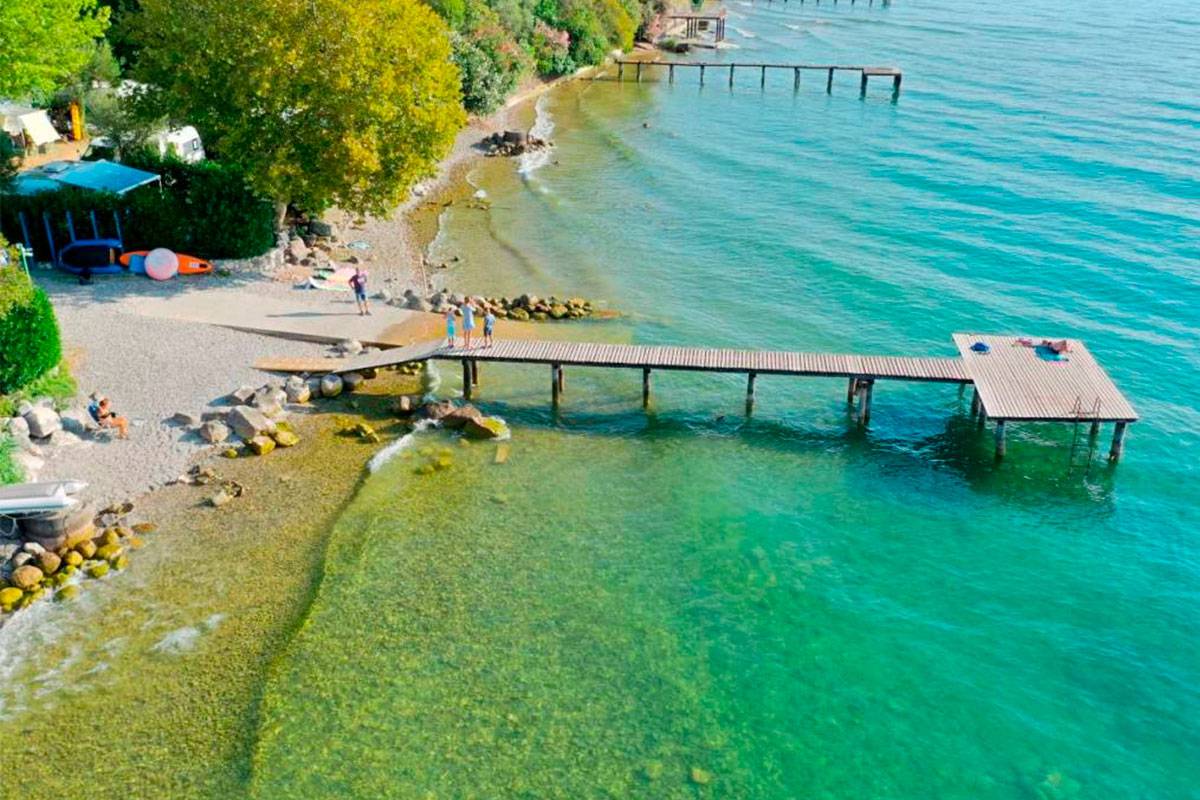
[253, 1, 1200, 797]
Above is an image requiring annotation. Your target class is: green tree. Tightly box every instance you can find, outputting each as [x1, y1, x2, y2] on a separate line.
[129, 0, 465, 218]
[0, 0, 111, 98]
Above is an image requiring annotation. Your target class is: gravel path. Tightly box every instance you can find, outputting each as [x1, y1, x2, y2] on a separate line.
[34, 276, 325, 504]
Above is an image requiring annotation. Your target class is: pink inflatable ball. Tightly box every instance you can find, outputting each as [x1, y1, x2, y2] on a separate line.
[144, 248, 179, 281]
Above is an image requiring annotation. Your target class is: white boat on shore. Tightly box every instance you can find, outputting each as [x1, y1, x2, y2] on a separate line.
[0, 481, 88, 516]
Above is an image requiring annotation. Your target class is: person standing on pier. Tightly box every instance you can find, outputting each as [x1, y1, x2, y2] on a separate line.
[445, 307, 456, 347]
[483, 307, 496, 348]
[461, 299, 477, 348]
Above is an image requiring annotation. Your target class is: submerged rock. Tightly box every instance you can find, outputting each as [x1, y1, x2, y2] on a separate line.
[464, 416, 508, 440]
[272, 430, 300, 448]
[248, 435, 276, 456]
[320, 374, 344, 398]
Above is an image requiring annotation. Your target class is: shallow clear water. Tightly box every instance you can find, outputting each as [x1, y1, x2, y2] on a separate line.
[256, 1, 1200, 797]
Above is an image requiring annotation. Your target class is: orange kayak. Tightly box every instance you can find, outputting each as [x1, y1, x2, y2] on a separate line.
[120, 250, 214, 275]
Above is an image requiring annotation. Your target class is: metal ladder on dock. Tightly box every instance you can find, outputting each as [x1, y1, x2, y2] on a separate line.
[1066, 396, 1101, 474]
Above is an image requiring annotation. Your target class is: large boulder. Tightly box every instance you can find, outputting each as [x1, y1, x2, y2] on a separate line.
[464, 416, 509, 440]
[6, 415, 30, 439]
[308, 219, 336, 238]
[342, 371, 365, 391]
[11, 564, 44, 591]
[23, 406, 61, 439]
[228, 386, 256, 405]
[226, 406, 276, 440]
[284, 376, 312, 404]
[287, 237, 309, 262]
[271, 429, 300, 448]
[199, 420, 230, 444]
[248, 435, 276, 456]
[441, 404, 484, 430]
[320, 374, 344, 398]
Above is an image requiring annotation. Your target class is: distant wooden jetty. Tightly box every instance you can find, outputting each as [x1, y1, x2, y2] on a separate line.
[613, 60, 903, 96]
[334, 333, 1137, 463]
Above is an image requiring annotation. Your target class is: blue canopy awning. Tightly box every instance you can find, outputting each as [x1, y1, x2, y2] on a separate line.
[8, 159, 160, 196]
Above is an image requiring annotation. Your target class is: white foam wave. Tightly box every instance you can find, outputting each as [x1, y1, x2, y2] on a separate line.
[517, 95, 555, 177]
[732, 26, 757, 39]
[367, 419, 437, 474]
[150, 625, 202, 656]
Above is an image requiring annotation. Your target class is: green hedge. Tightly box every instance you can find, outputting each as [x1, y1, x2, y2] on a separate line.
[0, 267, 62, 395]
[0, 154, 276, 262]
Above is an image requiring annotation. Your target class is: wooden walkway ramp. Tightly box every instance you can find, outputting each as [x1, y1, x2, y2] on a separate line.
[330, 333, 1137, 463]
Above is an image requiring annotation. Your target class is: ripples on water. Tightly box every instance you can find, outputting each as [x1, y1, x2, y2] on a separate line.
[263, 0, 1199, 796]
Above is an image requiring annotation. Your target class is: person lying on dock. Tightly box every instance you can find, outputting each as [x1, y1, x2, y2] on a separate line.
[88, 396, 130, 439]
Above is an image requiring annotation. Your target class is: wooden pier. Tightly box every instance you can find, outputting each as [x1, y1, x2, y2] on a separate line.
[666, 10, 727, 43]
[332, 333, 1137, 462]
[613, 60, 902, 96]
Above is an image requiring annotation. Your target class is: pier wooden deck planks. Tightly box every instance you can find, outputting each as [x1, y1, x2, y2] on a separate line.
[952, 334, 1137, 422]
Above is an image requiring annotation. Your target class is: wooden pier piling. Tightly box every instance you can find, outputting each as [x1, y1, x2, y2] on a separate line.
[746, 371, 757, 413]
[462, 359, 472, 400]
[642, 367, 652, 408]
[1109, 422, 1127, 463]
[995, 420, 1007, 458]
[551, 363, 563, 405]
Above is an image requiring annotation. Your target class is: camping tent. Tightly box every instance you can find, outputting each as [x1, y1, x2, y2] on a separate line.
[19, 110, 60, 147]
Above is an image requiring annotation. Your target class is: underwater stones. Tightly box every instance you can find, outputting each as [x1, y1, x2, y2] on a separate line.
[36, 551, 61, 575]
[227, 406, 277, 440]
[248, 435, 276, 456]
[100, 528, 120, 547]
[352, 423, 380, 444]
[111, 554, 129, 570]
[55, 584, 80, 602]
[12, 565, 44, 591]
[272, 430, 301, 448]
[221, 447, 240, 458]
[200, 420, 230, 444]
[690, 767, 713, 786]
[128, 537, 145, 550]
[419, 400, 457, 422]
[86, 562, 109, 579]
[0, 586, 23, 610]
[132, 522, 157, 535]
[95, 543, 123, 562]
[392, 395, 416, 415]
[64, 550, 83, 568]
[207, 490, 233, 508]
[342, 371, 365, 391]
[464, 416, 508, 440]
[320, 374, 344, 398]
[75, 540, 97, 559]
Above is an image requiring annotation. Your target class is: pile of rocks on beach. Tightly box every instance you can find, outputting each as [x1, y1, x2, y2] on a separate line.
[282, 218, 372, 271]
[388, 290, 599, 322]
[1, 501, 156, 620]
[3, 399, 109, 483]
[479, 130, 553, 158]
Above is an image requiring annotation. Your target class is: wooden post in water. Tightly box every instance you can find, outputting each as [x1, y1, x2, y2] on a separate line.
[746, 371, 757, 414]
[636, 62, 643, 83]
[551, 363, 562, 406]
[893, 73, 902, 97]
[471, 360, 479, 387]
[994, 420, 1007, 458]
[462, 359, 473, 401]
[760, 65, 766, 88]
[642, 368, 652, 408]
[793, 67, 801, 91]
[847, 377, 858, 405]
[700, 65, 706, 86]
[1109, 422, 1127, 463]
[861, 380, 874, 426]
[729, 65, 735, 88]
[618, 62, 624, 80]
[969, 388, 981, 416]
[669, 64, 675, 83]
[827, 68, 834, 94]
[1089, 420, 1100, 438]
[860, 71, 869, 97]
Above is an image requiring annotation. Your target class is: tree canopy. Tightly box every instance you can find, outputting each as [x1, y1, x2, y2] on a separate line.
[0, 0, 111, 98]
[129, 0, 465, 217]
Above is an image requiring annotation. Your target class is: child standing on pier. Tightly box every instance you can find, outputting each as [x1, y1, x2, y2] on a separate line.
[445, 308, 456, 347]
[483, 308, 496, 347]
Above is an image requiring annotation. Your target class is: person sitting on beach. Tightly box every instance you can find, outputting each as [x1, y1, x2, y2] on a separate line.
[88, 396, 129, 439]
[445, 308, 457, 347]
[461, 300, 477, 348]
[483, 308, 496, 348]
[348, 267, 370, 316]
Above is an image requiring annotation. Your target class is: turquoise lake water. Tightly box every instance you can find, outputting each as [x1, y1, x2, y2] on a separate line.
[253, 1, 1200, 797]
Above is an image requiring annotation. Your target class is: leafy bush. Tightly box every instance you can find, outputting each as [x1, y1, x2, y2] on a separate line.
[452, 32, 523, 114]
[0, 362, 77, 418]
[530, 21, 574, 75]
[0, 266, 63, 395]
[0, 155, 275, 260]
[0, 434, 22, 485]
